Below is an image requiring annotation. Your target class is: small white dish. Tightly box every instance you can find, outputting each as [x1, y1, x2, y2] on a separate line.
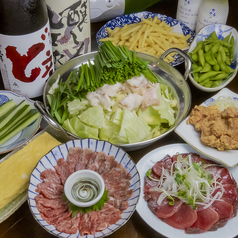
[175, 88, 238, 167]
[0, 90, 42, 154]
[64, 170, 105, 208]
[136, 143, 238, 238]
[188, 24, 238, 92]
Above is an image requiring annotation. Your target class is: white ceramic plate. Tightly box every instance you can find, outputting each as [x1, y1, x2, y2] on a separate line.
[28, 138, 140, 238]
[0, 90, 42, 154]
[175, 88, 238, 167]
[96, 11, 195, 67]
[136, 143, 238, 238]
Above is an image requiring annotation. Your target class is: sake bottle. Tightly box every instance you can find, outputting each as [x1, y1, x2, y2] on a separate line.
[0, 0, 54, 98]
[196, 0, 229, 33]
[176, 0, 203, 31]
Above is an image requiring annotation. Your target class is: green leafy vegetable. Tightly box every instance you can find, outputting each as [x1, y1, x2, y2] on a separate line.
[62, 190, 108, 217]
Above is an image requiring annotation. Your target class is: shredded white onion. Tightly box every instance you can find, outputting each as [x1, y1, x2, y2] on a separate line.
[150, 154, 225, 209]
[209, 96, 238, 111]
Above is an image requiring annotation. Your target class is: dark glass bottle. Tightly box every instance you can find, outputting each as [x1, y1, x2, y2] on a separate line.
[0, 0, 54, 98]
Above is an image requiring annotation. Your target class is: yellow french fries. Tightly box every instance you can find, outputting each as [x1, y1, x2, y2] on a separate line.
[100, 17, 190, 63]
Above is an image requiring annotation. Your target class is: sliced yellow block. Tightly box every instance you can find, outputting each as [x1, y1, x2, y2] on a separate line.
[0, 132, 61, 209]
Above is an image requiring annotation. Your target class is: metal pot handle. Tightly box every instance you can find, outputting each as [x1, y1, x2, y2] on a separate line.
[34, 101, 67, 133]
[159, 47, 191, 80]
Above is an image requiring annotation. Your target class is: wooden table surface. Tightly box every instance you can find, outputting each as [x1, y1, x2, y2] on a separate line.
[0, 0, 238, 237]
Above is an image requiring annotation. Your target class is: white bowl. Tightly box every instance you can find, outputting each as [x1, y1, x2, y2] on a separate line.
[64, 170, 105, 207]
[188, 24, 238, 92]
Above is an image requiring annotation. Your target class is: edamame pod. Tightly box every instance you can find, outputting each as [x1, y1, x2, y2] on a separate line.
[208, 31, 218, 40]
[201, 62, 211, 73]
[197, 70, 221, 83]
[210, 72, 229, 81]
[193, 41, 204, 54]
[219, 45, 227, 62]
[205, 52, 216, 65]
[191, 53, 198, 62]
[191, 65, 203, 73]
[211, 41, 220, 54]
[203, 81, 213, 88]
[198, 48, 205, 67]
[212, 80, 223, 87]
[213, 64, 220, 71]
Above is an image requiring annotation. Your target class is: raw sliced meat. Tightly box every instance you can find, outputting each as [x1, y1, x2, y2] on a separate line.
[99, 154, 118, 174]
[186, 207, 219, 234]
[35, 194, 67, 209]
[213, 184, 237, 204]
[86, 151, 106, 172]
[214, 167, 236, 185]
[36, 182, 63, 199]
[66, 147, 84, 173]
[144, 175, 159, 194]
[40, 169, 61, 185]
[152, 154, 173, 177]
[55, 158, 72, 184]
[147, 191, 183, 219]
[75, 147, 95, 171]
[163, 203, 197, 229]
[211, 200, 233, 219]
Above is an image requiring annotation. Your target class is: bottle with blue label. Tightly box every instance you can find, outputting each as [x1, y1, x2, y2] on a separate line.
[196, 0, 229, 33]
[176, 0, 202, 31]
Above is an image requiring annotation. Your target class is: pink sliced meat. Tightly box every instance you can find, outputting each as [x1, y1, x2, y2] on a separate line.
[55, 158, 72, 184]
[54, 213, 81, 234]
[96, 203, 122, 231]
[147, 191, 183, 219]
[66, 147, 84, 173]
[107, 196, 129, 211]
[35, 194, 67, 210]
[86, 151, 98, 170]
[186, 207, 219, 234]
[40, 169, 61, 185]
[86, 151, 106, 172]
[36, 182, 63, 199]
[163, 203, 197, 229]
[152, 154, 173, 177]
[75, 147, 95, 171]
[99, 154, 118, 174]
[79, 211, 99, 236]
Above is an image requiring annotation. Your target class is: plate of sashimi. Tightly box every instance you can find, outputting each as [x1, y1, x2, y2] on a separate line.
[28, 138, 140, 238]
[136, 143, 238, 238]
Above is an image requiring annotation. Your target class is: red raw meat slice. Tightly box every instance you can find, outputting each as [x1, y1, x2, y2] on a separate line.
[163, 203, 197, 229]
[66, 147, 84, 173]
[86, 151, 106, 172]
[144, 175, 159, 194]
[99, 154, 118, 174]
[214, 168, 236, 185]
[35, 201, 70, 225]
[107, 197, 129, 211]
[153, 154, 173, 177]
[79, 211, 99, 236]
[75, 147, 95, 171]
[147, 191, 183, 218]
[186, 207, 219, 234]
[211, 200, 233, 219]
[36, 182, 63, 199]
[40, 169, 61, 185]
[108, 189, 133, 201]
[86, 151, 98, 170]
[35, 194, 67, 210]
[55, 158, 72, 184]
[213, 184, 237, 204]
[54, 212, 81, 234]
[96, 203, 122, 231]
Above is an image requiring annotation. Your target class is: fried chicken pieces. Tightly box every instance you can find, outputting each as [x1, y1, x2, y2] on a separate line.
[187, 105, 238, 151]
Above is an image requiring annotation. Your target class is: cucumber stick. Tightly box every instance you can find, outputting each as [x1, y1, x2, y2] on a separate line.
[0, 110, 40, 145]
[0, 99, 16, 116]
[0, 100, 28, 128]
[0, 105, 31, 137]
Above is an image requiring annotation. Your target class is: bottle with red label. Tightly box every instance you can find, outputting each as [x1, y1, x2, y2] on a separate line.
[0, 0, 54, 98]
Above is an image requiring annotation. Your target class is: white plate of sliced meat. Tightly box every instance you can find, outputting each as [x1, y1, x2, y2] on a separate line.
[28, 138, 140, 237]
[136, 143, 238, 238]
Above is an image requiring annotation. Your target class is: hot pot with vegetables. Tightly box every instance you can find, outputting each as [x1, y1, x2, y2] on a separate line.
[35, 42, 191, 151]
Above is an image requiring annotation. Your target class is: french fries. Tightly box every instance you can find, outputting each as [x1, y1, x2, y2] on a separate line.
[100, 17, 190, 63]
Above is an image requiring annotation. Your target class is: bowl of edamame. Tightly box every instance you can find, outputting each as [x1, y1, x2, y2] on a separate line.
[188, 24, 238, 92]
